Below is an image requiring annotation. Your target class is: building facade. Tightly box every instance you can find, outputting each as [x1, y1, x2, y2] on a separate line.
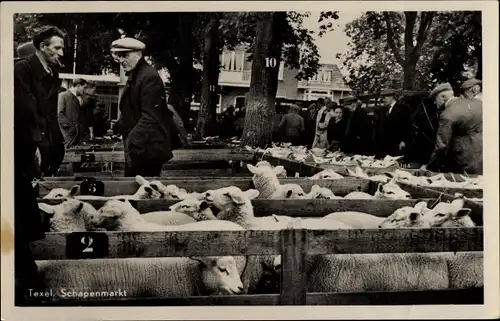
[59, 47, 351, 120]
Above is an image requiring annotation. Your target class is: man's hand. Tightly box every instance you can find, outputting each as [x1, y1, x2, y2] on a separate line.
[399, 141, 406, 151]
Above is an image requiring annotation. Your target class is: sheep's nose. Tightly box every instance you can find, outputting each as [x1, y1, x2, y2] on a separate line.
[237, 286, 244, 293]
[378, 225, 382, 228]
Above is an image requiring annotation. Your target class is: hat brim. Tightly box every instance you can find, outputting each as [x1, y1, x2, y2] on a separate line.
[111, 48, 142, 52]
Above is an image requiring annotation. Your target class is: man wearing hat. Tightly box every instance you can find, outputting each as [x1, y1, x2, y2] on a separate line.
[342, 96, 372, 155]
[277, 104, 305, 146]
[421, 83, 482, 174]
[111, 37, 174, 177]
[461, 78, 482, 101]
[374, 89, 414, 159]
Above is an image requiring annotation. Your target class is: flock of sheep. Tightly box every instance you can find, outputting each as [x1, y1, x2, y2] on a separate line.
[36, 161, 482, 301]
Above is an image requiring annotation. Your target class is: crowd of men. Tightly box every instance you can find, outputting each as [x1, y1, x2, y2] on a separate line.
[12, 25, 483, 305]
[275, 81, 483, 175]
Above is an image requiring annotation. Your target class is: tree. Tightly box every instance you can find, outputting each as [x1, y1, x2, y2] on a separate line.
[240, 12, 287, 147]
[195, 13, 222, 138]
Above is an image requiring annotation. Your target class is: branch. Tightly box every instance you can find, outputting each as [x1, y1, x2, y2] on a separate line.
[413, 11, 435, 58]
[383, 12, 404, 66]
[404, 11, 417, 55]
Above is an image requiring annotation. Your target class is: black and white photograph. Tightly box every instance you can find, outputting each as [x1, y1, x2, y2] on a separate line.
[1, 1, 498, 320]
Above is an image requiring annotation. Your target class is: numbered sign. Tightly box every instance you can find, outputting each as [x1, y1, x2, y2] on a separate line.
[66, 232, 109, 259]
[80, 153, 96, 162]
[80, 179, 105, 196]
[265, 57, 277, 68]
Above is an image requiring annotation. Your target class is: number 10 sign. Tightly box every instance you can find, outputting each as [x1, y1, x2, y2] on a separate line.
[66, 232, 109, 259]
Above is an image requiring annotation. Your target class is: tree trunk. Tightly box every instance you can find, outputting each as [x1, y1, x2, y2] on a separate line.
[240, 12, 286, 148]
[196, 14, 221, 139]
[168, 13, 195, 124]
[403, 59, 417, 90]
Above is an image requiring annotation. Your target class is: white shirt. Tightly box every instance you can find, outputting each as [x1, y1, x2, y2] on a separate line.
[387, 100, 397, 115]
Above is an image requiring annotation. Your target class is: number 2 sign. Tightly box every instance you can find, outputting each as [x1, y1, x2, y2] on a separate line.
[66, 232, 109, 259]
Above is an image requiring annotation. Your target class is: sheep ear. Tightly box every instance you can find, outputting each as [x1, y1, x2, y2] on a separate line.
[179, 188, 187, 194]
[244, 189, 259, 200]
[246, 164, 257, 174]
[227, 191, 246, 205]
[409, 212, 420, 221]
[190, 256, 212, 267]
[69, 185, 80, 197]
[455, 208, 472, 218]
[135, 175, 148, 186]
[38, 203, 55, 215]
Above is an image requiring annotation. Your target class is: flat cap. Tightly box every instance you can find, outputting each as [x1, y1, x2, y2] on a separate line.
[110, 37, 145, 52]
[461, 78, 481, 90]
[429, 83, 453, 99]
[17, 41, 36, 58]
[342, 96, 357, 103]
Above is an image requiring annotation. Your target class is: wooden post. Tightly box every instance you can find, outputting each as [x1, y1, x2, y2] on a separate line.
[279, 220, 307, 305]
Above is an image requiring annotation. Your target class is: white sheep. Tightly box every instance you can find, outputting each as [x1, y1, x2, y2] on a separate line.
[149, 180, 189, 200]
[37, 198, 100, 232]
[247, 163, 307, 199]
[378, 199, 482, 290]
[142, 198, 216, 226]
[306, 185, 342, 199]
[203, 187, 260, 212]
[36, 255, 245, 299]
[343, 178, 411, 200]
[255, 161, 287, 178]
[324, 211, 386, 229]
[308, 169, 344, 180]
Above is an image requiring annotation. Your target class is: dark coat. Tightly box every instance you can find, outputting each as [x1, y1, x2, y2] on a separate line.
[14, 53, 65, 178]
[427, 97, 483, 174]
[327, 116, 347, 150]
[342, 108, 372, 155]
[115, 58, 174, 164]
[14, 53, 64, 242]
[301, 109, 318, 148]
[277, 112, 305, 145]
[374, 101, 414, 158]
[58, 90, 88, 148]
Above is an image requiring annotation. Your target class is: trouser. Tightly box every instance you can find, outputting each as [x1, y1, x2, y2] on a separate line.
[124, 158, 165, 177]
[15, 237, 41, 306]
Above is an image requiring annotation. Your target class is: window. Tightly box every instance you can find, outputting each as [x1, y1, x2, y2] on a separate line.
[235, 96, 246, 109]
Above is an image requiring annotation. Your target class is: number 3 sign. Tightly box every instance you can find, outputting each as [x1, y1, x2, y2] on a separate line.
[66, 232, 109, 259]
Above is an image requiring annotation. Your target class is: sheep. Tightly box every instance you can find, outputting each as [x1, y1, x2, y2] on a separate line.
[308, 169, 344, 180]
[43, 187, 73, 199]
[378, 199, 482, 290]
[324, 211, 386, 229]
[148, 180, 189, 200]
[203, 187, 260, 212]
[343, 178, 411, 200]
[378, 202, 430, 228]
[142, 198, 217, 226]
[247, 164, 307, 199]
[306, 184, 342, 199]
[36, 256, 245, 299]
[255, 161, 287, 178]
[37, 198, 100, 232]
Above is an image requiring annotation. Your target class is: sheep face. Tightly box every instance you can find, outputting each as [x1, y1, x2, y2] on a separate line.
[375, 181, 411, 200]
[90, 199, 140, 230]
[307, 185, 338, 199]
[39, 199, 88, 232]
[133, 175, 162, 199]
[379, 206, 428, 229]
[169, 198, 217, 221]
[281, 184, 307, 199]
[423, 199, 475, 228]
[310, 169, 344, 180]
[204, 187, 259, 211]
[246, 164, 281, 195]
[43, 188, 70, 199]
[149, 181, 188, 200]
[191, 256, 244, 295]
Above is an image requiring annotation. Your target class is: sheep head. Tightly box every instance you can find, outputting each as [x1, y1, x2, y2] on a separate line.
[281, 184, 307, 199]
[190, 256, 244, 295]
[168, 198, 217, 221]
[423, 198, 475, 228]
[378, 201, 430, 228]
[204, 187, 259, 211]
[43, 184, 79, 199]
[375, 177, 411, 200]
[133, 176, 162, 199]
[39, 199, 89, 232]
[90, 199, 141, 231]
[307, 185, 338, 199]
[309, 169, 344, 180]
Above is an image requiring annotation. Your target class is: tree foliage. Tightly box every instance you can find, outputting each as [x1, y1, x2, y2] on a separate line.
[340, 11, 481, 95]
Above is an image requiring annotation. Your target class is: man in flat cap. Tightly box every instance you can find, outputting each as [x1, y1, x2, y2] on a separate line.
[373, 89, 414, 159]
[111, 37, 174, 177]
[342, 96, 372, 155]
[421, 83, 482, 174]
[461, 78, 482, 101]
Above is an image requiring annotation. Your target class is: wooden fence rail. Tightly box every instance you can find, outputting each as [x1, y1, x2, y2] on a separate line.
[31, 226, 484, 305]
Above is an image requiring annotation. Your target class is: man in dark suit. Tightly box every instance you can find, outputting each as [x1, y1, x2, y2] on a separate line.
[374, 89, 414, 159]
[57, 78, 88, 148]
[342, 97, 372, 155]
[111, 37, 174, 177]
[14, 25, 66, 305]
